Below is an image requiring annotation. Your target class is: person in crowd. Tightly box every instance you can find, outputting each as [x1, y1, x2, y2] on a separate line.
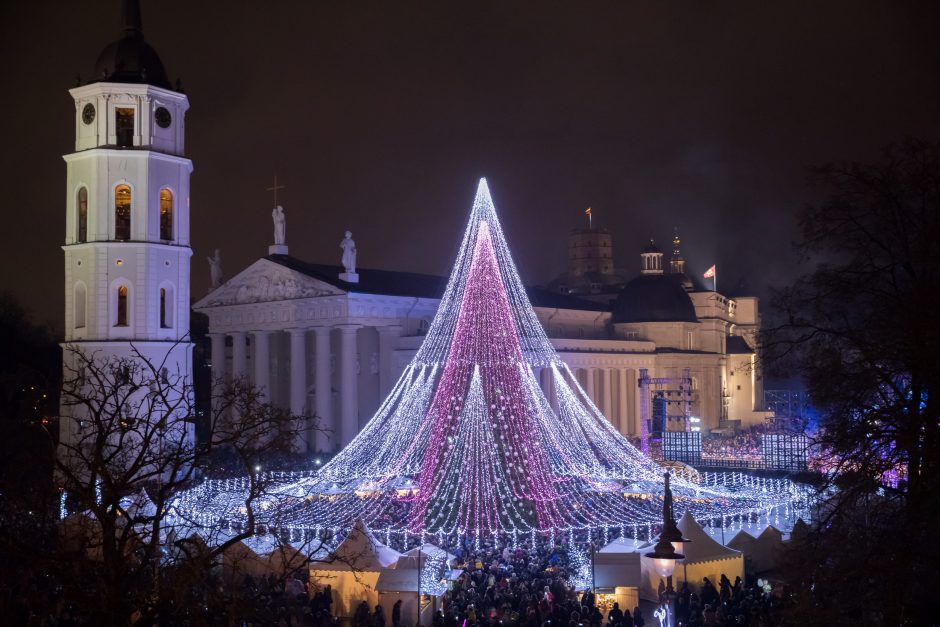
[607, 601, 623, 625]
[372, 604, 386, 627]
[354, 600, 371, 627]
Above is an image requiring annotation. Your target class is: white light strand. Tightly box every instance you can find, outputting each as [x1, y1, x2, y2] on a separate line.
[174, 179, 806, 543]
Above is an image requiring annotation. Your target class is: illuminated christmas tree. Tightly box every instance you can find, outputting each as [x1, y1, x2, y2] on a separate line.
[181, 179, 799, 540]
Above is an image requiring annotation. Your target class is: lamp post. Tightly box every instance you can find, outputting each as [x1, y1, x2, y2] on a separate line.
[644, 472, 690, 627]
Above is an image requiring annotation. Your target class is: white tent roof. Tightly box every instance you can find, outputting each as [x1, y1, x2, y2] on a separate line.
[375, 567, 419, 593]
[242, 533, 283, 555]
[313, 520, 402, 571]
[677, 511, 742, 563]
[599, 536, 645, 554]
[757, 525, 784, 542]
[121, 489, 158, 519]
[726, 530, 756, 552]
[403, 543, 457, 566]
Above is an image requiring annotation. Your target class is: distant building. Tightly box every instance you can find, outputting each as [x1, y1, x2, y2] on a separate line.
[546, 227, 632, 301]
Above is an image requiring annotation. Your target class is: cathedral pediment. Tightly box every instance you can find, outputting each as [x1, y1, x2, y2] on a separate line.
[195, 259, 344, 308]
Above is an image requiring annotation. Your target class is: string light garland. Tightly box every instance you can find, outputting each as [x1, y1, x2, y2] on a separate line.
[174, 179, 807, 545]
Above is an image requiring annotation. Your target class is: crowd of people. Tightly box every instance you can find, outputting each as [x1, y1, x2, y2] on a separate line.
[431, 537, 650, 627]
[2, 523, 793, 626]
[671, 575, 785, 626]
[700, 428, 767, 462]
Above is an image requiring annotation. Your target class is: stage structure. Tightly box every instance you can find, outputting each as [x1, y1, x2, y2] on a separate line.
[761, 434, 809, 472]
[637, 368, 694, 451]
[176, 180, 801, 543]
[661, 431, 702, 465]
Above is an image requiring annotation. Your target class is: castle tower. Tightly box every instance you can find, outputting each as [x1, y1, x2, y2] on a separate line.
[60, 0, 193, 453]
[567, 227, 614, 277]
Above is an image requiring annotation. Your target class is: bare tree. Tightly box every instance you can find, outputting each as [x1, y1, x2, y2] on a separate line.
[764, 139, 940, 624]
[27, 340, 335, 625]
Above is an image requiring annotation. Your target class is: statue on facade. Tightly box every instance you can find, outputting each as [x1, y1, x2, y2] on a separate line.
[207, 249, 223, 289]
[272, 205, 286, 245]
[340, 231, 357, 274]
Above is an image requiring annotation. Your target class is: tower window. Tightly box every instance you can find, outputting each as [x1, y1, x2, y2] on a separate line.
[116, 285, 128, 327]
[160, 285, 174, 328]
[77, 187, 88, 243]
[159, 189, 174, 240]
[115, 184, 131, 240]
[116, 108, 135, 147]
[74, 282, 87, 329]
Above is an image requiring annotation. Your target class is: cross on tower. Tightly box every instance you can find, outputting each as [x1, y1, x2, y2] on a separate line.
[266, 174, 286, 206]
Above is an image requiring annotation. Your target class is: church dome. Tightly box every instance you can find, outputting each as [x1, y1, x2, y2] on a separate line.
[612, 274, 698, 323]
[643, 241, 663, 254]
[91, 0, 171, 89]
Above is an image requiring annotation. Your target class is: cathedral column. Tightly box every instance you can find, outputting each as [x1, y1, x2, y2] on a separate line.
[208, 333, 227, 432]
[208, 333, 226, 383]
[633, 370, 644, 437]
[585, 367, 596, 407]
[377, 325, 402, 397]
[231, 332, 248, 381]
[618, 368, 630, 435]
[288, 328, 308, 452]
[338, 325, 361, 447]
[602, 368, 613, 423]
[252, 331, 271, 401]
[313, 326, 333, 453]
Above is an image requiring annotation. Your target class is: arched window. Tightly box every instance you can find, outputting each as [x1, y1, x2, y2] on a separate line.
[159, 188, 173, 240]
[74, 282, 87, 329]
[160, 285, 174, 328]
[115, 184, 131, 241]
[116, 285, 128, 327]
[77, 187, 88, 243]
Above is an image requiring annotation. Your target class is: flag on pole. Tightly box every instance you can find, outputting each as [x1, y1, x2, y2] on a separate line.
[704, 264, 717, 291]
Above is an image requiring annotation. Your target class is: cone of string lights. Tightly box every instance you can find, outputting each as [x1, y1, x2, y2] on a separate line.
[177, 179, 801, 545]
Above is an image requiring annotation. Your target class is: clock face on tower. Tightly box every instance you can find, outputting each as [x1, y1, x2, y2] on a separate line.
[82, 103, 95, 125]
[155, 106, 172, 129]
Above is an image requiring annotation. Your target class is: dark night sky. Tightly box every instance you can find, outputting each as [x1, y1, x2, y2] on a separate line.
[2, 1, 939, 329]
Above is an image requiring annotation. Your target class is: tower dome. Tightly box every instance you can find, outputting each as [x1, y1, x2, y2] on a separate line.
[91, 0, 171, 89]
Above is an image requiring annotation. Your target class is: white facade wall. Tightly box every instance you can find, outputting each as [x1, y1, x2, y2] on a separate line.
[196, 262, 768, 452]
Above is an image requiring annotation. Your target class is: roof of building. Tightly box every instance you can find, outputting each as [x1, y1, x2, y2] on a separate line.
[545, 269, 631, 296]
[726, 335, 755, 354]
[570, 227, 612, 236]
[677, 511, 742, 563]
[266, 255, 609, 312]
[642, 240, 663, 254]
[91, 0, 172, 89]
[611, 274, 698, 323]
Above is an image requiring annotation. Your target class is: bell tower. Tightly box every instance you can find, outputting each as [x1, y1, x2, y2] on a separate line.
[60, 0, 193, 452]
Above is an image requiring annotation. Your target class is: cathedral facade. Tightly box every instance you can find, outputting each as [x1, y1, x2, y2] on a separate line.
[196, 227, 770, 454]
